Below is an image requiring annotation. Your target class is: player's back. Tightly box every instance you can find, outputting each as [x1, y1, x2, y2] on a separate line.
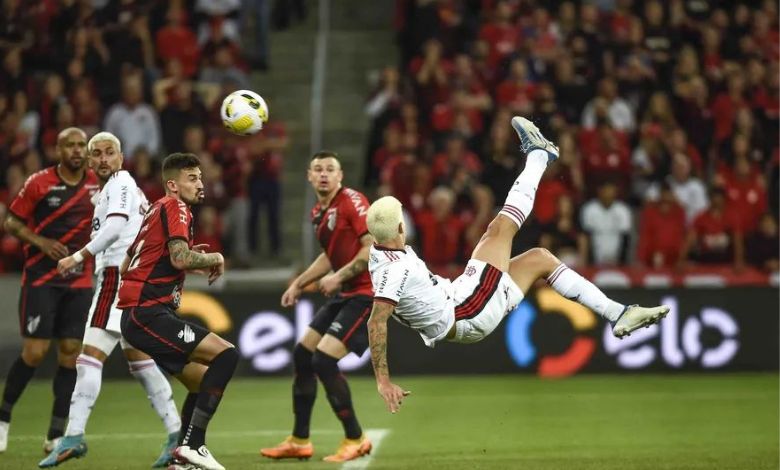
[312, 187, 373, 297]
[91, 170, 149, 272]
[118, 195, 193, 310]
[368, 245, 454, 347]
[9, 167, 99, 287]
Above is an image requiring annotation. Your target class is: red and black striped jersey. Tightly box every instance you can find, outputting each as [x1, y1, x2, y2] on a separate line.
[118, 196, 193, 310]
[310, 187, 373, 297]
[8, 167, 99, 287]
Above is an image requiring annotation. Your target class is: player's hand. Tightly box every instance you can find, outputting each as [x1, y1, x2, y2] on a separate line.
[319, 273, 341, 297]
[39, 238, 69, 260]
[377, 381, 411, 414]
[57, 255, 80, 275]
[281, 283, 302, 307]
[208, 253, 225, 285]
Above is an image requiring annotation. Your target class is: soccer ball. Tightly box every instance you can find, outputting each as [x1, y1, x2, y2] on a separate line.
[220, 90, 269, 135]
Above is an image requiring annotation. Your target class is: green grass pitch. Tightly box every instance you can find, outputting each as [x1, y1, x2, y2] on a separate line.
[0, 374, 777, 469]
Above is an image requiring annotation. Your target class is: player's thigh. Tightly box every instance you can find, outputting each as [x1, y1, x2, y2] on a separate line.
[299, 327, 322, 352]
[507, 248, 560, 294]
[82, 327, 121, 361]
[55, 287, 92, 342]
[176, 361, 208, 392]
[120, 306, 209, 376]
[469, 215, 518, 272]
[307, 297, 343, 340]
[86, 267, 121, 333]
[18, 284, 60, 340]
[190, 332, 234, 365]
[318, 296, 372, 358]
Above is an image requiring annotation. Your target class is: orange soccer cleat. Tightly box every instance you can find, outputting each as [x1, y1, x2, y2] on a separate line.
[322, 435, 372, 462]
[260, 436, 314, 460]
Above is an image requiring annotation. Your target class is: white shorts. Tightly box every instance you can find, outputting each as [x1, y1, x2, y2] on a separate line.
[448, 259, 524, 344]
[85, 267, 129, 355]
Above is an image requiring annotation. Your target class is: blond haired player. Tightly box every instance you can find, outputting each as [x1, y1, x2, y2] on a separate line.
[365, 117, 670, 412]
[40, 132, 180, 468]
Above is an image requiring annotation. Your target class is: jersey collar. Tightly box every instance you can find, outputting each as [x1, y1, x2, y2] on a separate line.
[373, 243, 406, 253]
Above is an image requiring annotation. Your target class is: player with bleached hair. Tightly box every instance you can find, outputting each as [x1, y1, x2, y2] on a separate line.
[40, 132, 180, 468]
[365, 117, 670, 413]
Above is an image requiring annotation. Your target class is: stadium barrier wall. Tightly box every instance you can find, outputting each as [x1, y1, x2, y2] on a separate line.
[0, 283, 776, 378]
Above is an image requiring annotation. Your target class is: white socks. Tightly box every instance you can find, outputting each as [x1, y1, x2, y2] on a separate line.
[499, 149, 549, 229]
[129, 360, 181, 434]
[547, 264, 625, 321]
[65, 354, 103, 436]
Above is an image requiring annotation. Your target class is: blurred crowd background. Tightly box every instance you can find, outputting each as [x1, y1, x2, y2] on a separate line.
[366, 0, 779, 278]
[0, 0, 777, 279]
[0, 0, 308, 272]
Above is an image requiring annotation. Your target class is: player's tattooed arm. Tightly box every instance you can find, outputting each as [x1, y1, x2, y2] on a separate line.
[168, 239, 223, 270]
[367, 301, 394, 382]
[4, 214, 68, 260]
[368, 300, 411, 413]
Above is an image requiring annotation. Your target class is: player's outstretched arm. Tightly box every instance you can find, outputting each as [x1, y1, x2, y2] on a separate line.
[367, 300, 410, 413]
[58, 215, 126, 274]
[168, 239, 224, 284]
[4, 214, 68, 260]
[320, 233, 373, 296]
[281, 252, 333, 306]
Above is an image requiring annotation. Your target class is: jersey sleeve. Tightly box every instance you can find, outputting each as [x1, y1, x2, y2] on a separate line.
[105, 172, 134, 219]
[162, 198, 191, 241]
[345, 191, 370, 237]
[8, 173, 44, 221]
[373, 262, 408, 306]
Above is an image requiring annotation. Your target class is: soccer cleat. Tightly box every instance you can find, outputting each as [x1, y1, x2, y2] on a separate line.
[612, 305, 670, 339]
[166, 461, 199, 470]
[322, 435, 372, 462]
[260, 435, 314, 460]
[173, 445, 225, 470]
[0, 421, 8, 453]
[38, 435, 88, 467]
[43, 436, 61, 454]
[152, 431, 180, 468]
[511, 116, 559, 163]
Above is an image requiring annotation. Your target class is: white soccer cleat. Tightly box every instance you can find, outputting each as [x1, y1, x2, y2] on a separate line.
[167, 462, 200, 470]
[612, 305, 670, 338]
[0, 421, 8, 453]
[173, 445, 225, 470]
[510, 116, 559, 162]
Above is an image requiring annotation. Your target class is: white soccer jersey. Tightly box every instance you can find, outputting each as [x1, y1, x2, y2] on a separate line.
[90, 170, 148, 272]
[369, 245, 455, 347]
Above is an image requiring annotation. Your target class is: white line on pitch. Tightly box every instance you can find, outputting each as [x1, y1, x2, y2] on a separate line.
[342, 429, 390, 470]
[10, 429, 340, 441]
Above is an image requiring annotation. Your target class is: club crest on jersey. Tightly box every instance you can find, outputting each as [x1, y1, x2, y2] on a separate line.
[27, 315, 40, 334]
[465, 266, 477, 277]
[327, 208, 338, 231]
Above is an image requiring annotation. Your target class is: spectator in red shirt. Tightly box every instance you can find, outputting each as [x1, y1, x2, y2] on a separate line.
[477, 0, 520, 71]
[414, 186, 464, 277]
[721, 155, 767, 233]
[431, 133, 482, 186]
[409, 39, 453, 120]
[579, 120, 632, 196]
[637, 184, 687, 268]
[155, 6, 200, 78]
[746, 213, 779, 272]
[680, 189, 744, 269]
[194, 205, 224, 257]
[710, 71, 749, 144]
[496, 58, 537, 116]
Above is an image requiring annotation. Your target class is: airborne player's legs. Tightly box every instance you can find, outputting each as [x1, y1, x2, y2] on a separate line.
[461, 117, 668, 341]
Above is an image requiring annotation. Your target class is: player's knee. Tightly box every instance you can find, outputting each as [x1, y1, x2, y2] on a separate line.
[311, 350, 339, 379]
[293, 344, 315, 374]
[526, 248, 560, 274]
[485, 216, 515, 239]
[21, 345, 48, 367]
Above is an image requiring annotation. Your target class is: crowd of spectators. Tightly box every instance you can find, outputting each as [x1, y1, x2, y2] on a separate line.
[0, 0, 288, 272]
[366, 0, 779, 277]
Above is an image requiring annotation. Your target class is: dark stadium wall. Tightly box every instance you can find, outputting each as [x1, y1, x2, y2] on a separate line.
[0, 282, 776, 378]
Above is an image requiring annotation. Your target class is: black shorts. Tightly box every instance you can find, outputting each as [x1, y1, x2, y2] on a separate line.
[120, 305, 210, 375]
[18, 285, 91, 339]
[309, 295, 372, 355]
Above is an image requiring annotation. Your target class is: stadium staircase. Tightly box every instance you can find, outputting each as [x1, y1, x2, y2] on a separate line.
[249, 0, 394, 268]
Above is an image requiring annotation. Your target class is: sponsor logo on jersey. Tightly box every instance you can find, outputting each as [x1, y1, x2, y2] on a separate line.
[178, 324, 195, 343]
[27, 315, 41, 334]
[49, 185, 66, 191]
[346, 189, 368, 216]
[47, 195, 61, 207]
[396, 269, 409, 297]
